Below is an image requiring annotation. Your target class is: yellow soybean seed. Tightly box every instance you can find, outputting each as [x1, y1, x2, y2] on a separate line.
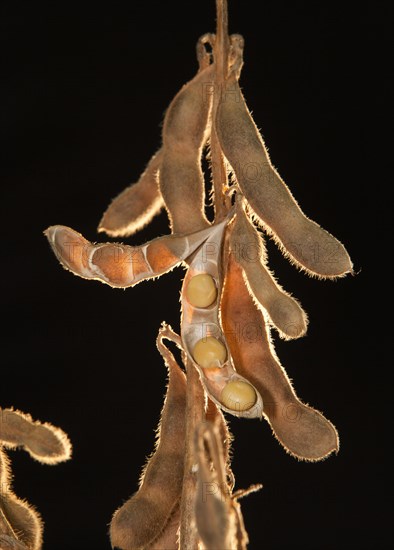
[186, 274, 217, 308]
[193, 337, 227, 368]
[220, 380, 257, 412]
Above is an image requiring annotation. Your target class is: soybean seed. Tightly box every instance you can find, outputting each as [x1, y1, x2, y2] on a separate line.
[220, 380, 257, 412]
[186, 273, 217, 308]
[193, 337, 227, 369]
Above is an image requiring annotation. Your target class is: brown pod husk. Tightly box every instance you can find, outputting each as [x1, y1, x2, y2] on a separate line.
[0, 409, 71, 464]
[231, 201, 308, 339]
[195, 457, 231, 550]
[205, 398, 234, 489]
[0, 448, 9, 494]
[0, 497, 42, 550]
[0, 449, 42, 550]
[0, 457, 16, 542]
[220, 254, 339, 461]
[216, 74, 352, 278]
[160, 64, 214, 234]
[232, 498, 249, 550]
[194, 423, 234, 550]
[180, 218, 264, 419]
[98, 149, 164, 237]
[110, 343, 187, 550]
[147, 504, 180, 550]
[45, 224, 212, 289]
[0, 535, 29, 550]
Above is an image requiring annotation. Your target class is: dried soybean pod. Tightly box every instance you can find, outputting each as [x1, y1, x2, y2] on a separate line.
[160, 63, 214, 234]
[0, 409, 71, 464]
[0, 535, 29, 550]
[230, 202, 308, 339]
[0, 512, 14, 541]
[0, 449, 42, 550]
[45, 223, 212, 289]
[180, 218, 264, 419]
[0, 504, 18, 546]
[231, 493, 251, 550]
[194, 423, 234, 550]
[110, 335, 187, 550]
[98, 149, 164, 237]
[147, 505, 180, 550]
[0, 451, 16, 544]
[216, 74, 352, 278]
[0, 447, 9, 492]
[205, 398, 233, 488]
[221, 255, 339, 461]
[0, 496, 41, 550]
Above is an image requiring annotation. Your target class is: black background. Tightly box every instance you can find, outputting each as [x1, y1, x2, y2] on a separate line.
[1, 1, 392, 549]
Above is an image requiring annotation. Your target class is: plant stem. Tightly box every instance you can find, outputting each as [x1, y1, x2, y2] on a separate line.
[210, 0, 231, 221]
[179, 3, 231, 547]
[179, 357, 205, 550]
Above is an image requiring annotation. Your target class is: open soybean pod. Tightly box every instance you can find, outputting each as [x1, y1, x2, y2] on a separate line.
[110, 334, 186, 550]
[98, 149, 164, 238]
[45, 223, 213, 289]
[160, 60, 214, 234]
[221, 254, 339, 461]
[0, 409, 71, 465]
[181, 218, 264, 419]
[216, 71, 352, 278]
[230, 201, 308, 340]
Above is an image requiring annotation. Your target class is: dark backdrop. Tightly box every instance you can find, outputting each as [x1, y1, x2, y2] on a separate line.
[1, 1, 392, 549]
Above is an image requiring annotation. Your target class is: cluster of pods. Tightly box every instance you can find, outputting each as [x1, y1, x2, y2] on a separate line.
[44, 22, 352, 550]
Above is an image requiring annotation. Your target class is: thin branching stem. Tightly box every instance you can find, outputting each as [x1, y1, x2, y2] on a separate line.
[180, 4, 231, 545]
[210, 0, 231, 221]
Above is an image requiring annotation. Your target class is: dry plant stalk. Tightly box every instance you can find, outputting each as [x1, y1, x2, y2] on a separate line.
[42, 0, 352, 548]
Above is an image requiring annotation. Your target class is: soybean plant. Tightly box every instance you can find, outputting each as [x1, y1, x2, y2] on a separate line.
[43, 1, 353, 548]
